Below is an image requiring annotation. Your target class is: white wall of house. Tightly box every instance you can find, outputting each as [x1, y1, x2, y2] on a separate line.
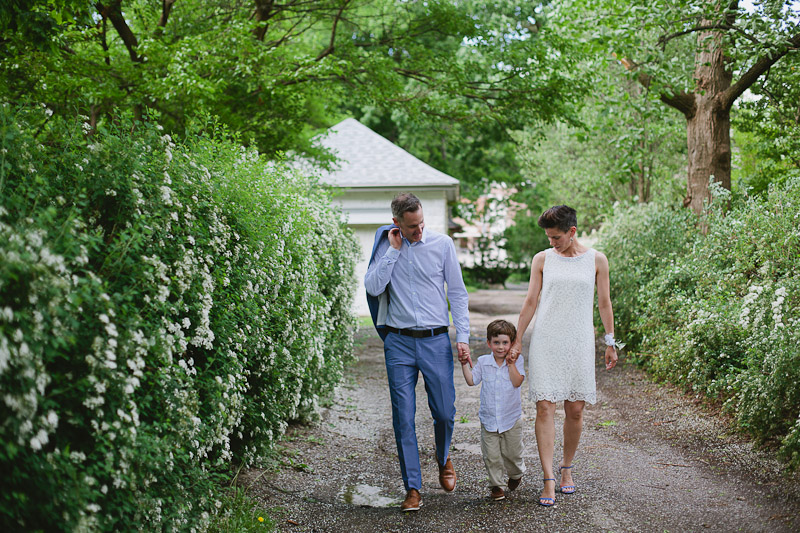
[330, 188, 452, 315]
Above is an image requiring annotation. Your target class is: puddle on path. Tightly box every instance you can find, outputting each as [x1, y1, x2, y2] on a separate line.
[339, 484, 401, 507]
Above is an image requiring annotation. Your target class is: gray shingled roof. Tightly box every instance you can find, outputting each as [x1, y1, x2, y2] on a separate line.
[314, 118, 460, 189]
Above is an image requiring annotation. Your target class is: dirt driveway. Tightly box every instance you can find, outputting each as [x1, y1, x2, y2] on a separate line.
[245, 289, 800, 532]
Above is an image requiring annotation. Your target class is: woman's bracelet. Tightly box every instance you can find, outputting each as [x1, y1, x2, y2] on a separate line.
[603, 333, 624, 349]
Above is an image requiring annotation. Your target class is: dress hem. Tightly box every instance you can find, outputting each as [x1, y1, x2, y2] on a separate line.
[529, 391, 597, 405]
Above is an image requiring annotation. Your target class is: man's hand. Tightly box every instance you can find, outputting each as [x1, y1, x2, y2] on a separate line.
[388, 228, 402, 250]
[457, 342, 472, 368]
[605, 345, 618, 370]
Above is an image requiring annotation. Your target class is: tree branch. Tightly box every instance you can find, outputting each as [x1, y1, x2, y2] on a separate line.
[158, 0, 178, 27]
[721, 32, 800, 109]
[253, 0, 276, 41]
[96, 1, 142, 62]
[658, 22, 761, 48]
[617, 56, 696, 118]
[658, 23, 729, 47]
[315, 0, 352, 61]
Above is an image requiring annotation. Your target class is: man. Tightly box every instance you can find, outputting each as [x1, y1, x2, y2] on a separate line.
[365, 192, 472, 512]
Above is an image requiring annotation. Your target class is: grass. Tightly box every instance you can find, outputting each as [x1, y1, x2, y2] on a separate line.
[212, 487, 275, 532]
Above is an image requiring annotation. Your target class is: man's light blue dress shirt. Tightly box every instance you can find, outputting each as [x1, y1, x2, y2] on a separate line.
[364, 227, 470, 344]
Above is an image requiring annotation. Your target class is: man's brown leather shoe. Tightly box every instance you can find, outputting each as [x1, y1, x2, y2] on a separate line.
[438, 458, 456, 492]
[507, 476, 522, 491]
[491, 486, 505, 500]
[401, 489, 422, 511]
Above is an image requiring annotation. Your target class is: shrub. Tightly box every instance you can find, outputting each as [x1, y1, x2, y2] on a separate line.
[0, 105, 358, 531]
[594, 201, 697, 358]
[598, 180, 800, 468]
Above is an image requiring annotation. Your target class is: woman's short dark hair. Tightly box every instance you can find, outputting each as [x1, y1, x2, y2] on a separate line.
[538, 205, 577, 232]
[391, 193, 422, 219]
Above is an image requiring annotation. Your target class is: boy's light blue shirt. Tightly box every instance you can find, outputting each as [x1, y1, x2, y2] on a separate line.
[472, 353, 525, 433]
[364, 227, 470, 344]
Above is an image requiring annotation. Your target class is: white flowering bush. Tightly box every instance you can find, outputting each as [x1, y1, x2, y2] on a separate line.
[0, 105, 358, 531]
[599, 179, 800, 468]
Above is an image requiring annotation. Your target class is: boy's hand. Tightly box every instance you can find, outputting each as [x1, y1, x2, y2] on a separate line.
[506, 351, 519, 365]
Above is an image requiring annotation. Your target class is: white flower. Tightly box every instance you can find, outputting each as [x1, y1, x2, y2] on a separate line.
[30, 429, 48, 451]
[70, 451, 87, 462]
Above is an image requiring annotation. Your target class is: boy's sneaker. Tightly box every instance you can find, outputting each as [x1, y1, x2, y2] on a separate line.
[491, 486, 505, 500]
[508, 476, 522, 491]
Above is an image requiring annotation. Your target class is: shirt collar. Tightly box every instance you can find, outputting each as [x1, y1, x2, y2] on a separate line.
[489, 353, 507, 368]
[404, 226, 429, 246]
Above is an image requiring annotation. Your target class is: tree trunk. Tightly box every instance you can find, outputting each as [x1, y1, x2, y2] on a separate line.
[683, 21, 732, 214]
[626, 0, 799, 214]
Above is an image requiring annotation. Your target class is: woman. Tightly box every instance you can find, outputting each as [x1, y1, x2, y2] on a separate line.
[509, 205, 619, 507]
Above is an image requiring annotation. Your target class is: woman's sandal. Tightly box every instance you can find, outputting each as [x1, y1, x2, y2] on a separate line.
[559, 465, 576, 494]
[539, 478, 556, 507]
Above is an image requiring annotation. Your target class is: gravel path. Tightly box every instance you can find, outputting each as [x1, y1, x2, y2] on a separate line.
[245, 289, 800, 532]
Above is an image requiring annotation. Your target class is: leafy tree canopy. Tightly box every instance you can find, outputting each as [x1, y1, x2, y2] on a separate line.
[1, 0, 586, 163]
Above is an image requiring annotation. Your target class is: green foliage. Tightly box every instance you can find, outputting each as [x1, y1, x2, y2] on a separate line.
[596, 202, 697, 354]
[0, 104, 358, 531]
[599, 180, 800, 468]
[347, 1, 588, 196]
[210, 487, 274, 532]
[503, 200, 550, 265]
[0, 0, 585, 161]
[732, 52, 800, 195]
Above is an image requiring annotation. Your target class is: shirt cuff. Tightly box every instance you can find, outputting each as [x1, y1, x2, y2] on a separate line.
[384, 247, 400, 260]
[456, 333, 469, 344]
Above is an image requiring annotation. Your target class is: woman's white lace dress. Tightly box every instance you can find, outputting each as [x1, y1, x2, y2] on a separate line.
[529, 248, 597, 404]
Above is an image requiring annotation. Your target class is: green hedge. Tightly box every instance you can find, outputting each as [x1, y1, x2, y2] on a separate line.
[0, 105, 358, 531]
[598, 180, 800, 468]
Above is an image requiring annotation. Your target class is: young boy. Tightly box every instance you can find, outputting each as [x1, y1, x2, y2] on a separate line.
[460, 319, 526, 501]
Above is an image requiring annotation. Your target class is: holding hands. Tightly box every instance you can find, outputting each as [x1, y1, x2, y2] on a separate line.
[457, 342, 472, 368]
[505, 350, 520, 365]
[507, 341, 522, 364]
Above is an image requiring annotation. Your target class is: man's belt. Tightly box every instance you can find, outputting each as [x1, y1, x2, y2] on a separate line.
[385, 325, 449, 338]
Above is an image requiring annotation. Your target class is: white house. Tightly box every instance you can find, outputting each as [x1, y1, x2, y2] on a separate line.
[311, 118, 460, 315]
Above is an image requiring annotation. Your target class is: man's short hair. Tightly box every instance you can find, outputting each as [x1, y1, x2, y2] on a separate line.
[487, 319, 516, 343]
[538, 205, 578, 232]
[391, 193, 422, 220]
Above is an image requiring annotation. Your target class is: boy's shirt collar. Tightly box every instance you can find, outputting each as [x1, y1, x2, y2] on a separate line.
[489, 353, 507, 368]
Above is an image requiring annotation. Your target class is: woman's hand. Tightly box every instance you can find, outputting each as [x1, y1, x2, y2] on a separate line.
[605, 345, 618, 370]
